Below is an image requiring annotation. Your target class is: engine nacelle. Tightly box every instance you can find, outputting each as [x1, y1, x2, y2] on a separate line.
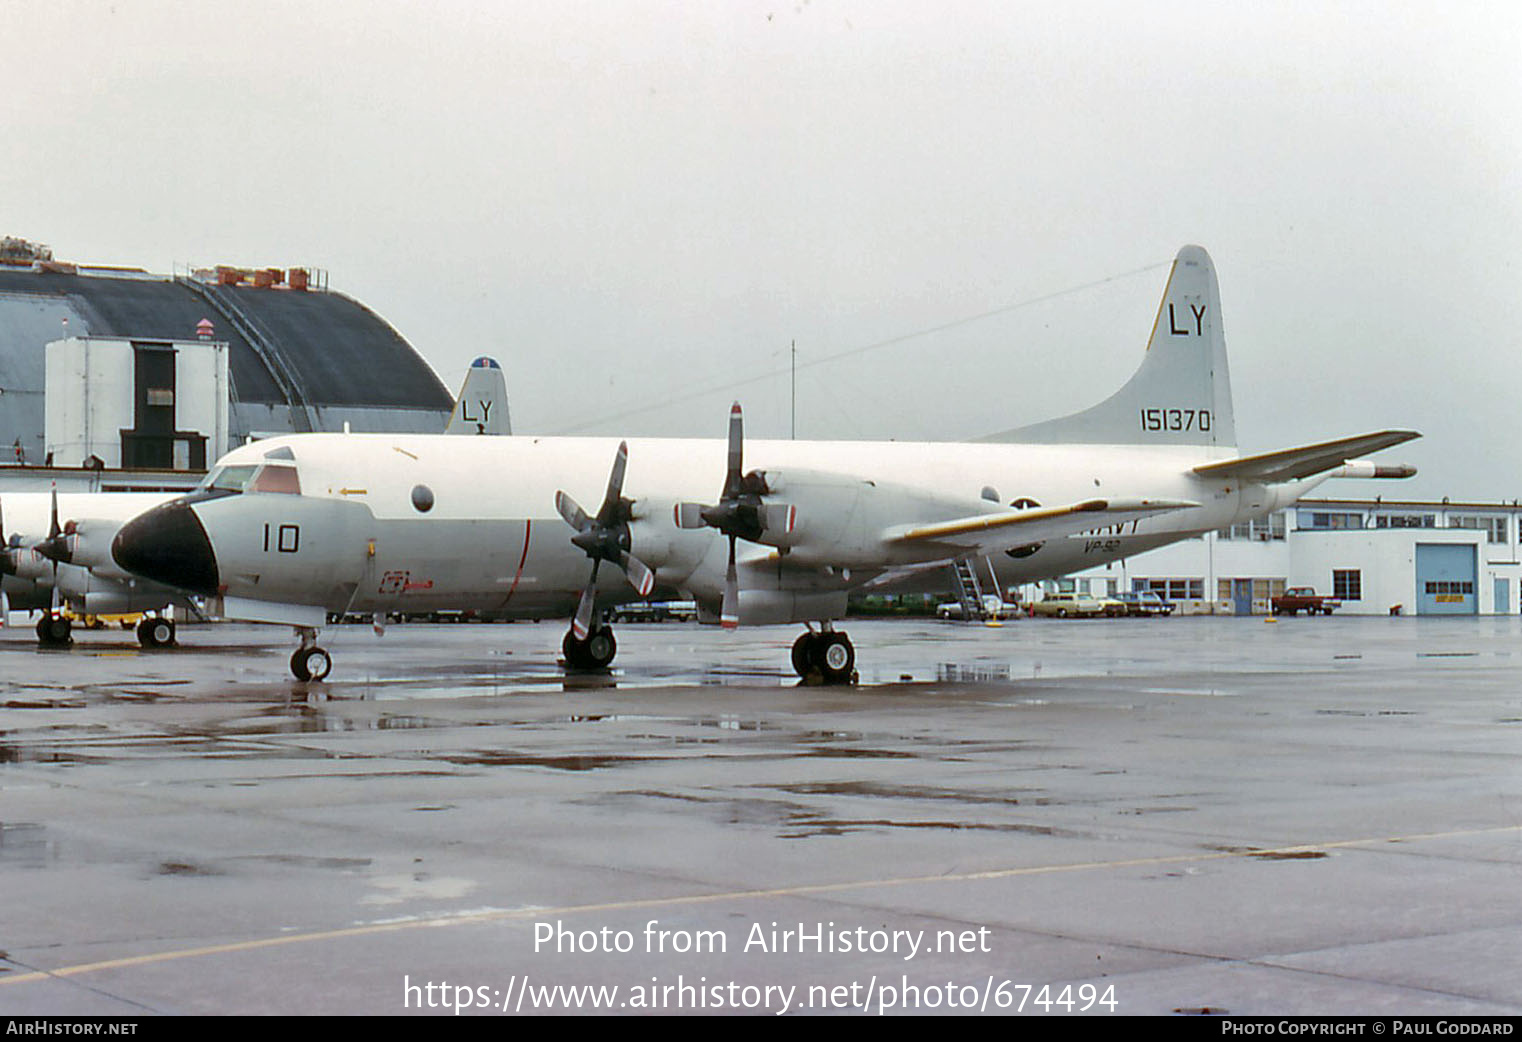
[708, 589, 848, 627]
[64, 518, 122, 572]
[77, 589, 173, 615]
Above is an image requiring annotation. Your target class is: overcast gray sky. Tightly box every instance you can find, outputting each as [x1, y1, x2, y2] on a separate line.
[4, 1, 1518, 500]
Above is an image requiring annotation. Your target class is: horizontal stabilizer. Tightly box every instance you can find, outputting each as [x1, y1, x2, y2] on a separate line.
[884, 497, 1197, 556]
[1192, 430, 1420, 485]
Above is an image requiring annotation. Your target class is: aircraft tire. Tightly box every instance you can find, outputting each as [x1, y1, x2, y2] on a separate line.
[291, 646, 332, 682]
[563, 628, 617, 671]
[137, 617, 175, 649]
[36, 613, 72, 647]
[791, 633, 815, 678]
[815, 633, 855, 684]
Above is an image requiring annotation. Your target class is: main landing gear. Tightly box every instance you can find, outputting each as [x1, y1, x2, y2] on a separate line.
[791, 625, 857, 685]
[34, 612, 177, 649]
[290, 627, 332, 682]
[135, 614, 176, 649]
[563, 624, 617, 672]
[35, 612, 71, 648]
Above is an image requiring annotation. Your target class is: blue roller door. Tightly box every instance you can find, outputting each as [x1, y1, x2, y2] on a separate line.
[1416, 544, 1477, 615]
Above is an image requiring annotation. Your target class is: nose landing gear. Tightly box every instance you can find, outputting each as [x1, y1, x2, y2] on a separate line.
[290, 627, 332, 682]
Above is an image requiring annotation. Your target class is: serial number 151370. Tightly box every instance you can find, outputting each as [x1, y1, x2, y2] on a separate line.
[1140, 408, 1212, 433]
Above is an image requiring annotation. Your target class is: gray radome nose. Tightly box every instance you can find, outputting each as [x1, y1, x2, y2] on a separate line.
[112, 500, 220, 596]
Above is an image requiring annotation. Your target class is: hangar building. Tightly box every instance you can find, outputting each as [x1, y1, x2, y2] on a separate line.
[0, 237, 453, 490]
[1043, 497, 1522, 617]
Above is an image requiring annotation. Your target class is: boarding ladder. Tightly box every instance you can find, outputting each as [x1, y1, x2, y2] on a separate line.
[950, 558, 986, 621]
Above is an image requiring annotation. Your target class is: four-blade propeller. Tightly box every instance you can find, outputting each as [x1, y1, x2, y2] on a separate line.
[33, 486, 73, 567]
[31, 487, 73, 612]
[555, 441, 655, 641]
[675, 403, 794, 628]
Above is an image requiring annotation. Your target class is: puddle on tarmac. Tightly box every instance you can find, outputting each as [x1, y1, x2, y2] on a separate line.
[3, 697, 87, 710]
[800, 745, 916, 759]
[156, 860, 223, 876]
[439, 751, 662, 771]
[0, 822, 50, 866]
[0, 744, 90, 764]
[779, 815, 1072, 840]
[776, 781, 1036, 806]
[206, 708, 465, 737]
[229, 854, 372, 870]
[936, 664, 1012, 683]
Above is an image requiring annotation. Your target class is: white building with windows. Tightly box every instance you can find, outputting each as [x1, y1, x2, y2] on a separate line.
[1024, 498, 1522, 616]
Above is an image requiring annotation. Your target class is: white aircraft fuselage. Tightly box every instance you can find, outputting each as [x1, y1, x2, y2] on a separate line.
[111, 431, 1294, 626]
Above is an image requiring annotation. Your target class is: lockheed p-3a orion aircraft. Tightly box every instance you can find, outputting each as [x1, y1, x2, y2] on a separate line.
[111, 246, 1418, 682]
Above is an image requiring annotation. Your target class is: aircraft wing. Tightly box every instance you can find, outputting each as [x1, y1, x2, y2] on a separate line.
[1191, 430, 1420, 484]
[882, 497, 1198, 556]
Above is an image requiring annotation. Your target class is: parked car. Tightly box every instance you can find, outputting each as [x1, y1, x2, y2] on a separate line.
[1032, 593, 1105, 618]
[1114, 591, 1175, 616]
[608, 601, 699, 623]
[937, 595, 1021, 620]
[1271, 587, 1341, 615]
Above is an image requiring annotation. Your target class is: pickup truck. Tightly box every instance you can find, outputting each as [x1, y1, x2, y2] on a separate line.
[1271, 587, 1341, 615]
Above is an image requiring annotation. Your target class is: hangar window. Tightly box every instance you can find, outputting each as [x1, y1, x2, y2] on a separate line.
[1333, 569, 1362, 601]
[1375, 513, 1435, 529]
[1449, 515, 1506, 544]
[1216, 578, 1286, 601]
[1219, 513, 1287, 540]
[1298, 511, 1363, 531]
[1139, 578, 1204, 601]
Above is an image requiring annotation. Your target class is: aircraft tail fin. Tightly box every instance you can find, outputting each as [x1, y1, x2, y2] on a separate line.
[986, 245, 1235, 448]
[444, 356, 511, 435]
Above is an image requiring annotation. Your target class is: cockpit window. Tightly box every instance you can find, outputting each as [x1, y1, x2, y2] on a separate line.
[198, 462, 300, 496]
[202, 465, 258, 493]
[251, 463, 301, 495]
